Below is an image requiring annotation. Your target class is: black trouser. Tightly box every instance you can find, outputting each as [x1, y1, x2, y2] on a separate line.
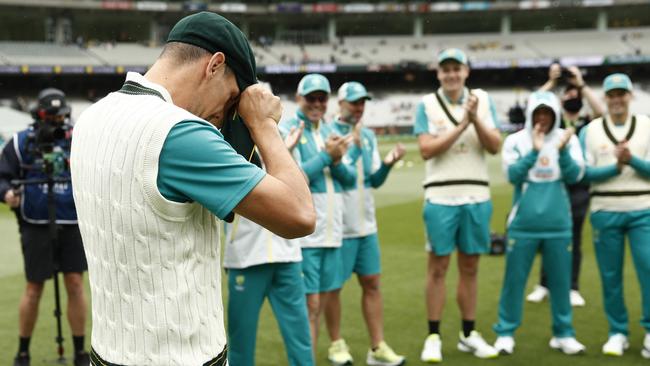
[540, 185, 590, 291]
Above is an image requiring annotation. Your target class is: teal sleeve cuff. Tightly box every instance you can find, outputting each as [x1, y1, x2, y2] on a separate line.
[630, 155, 650, 178]
[582, 164, 620, 183]
[331, 159, 356, 187]
[507, 150, 539, 185]
[319, 150, 333, 165]
[558, 148, 581, 184]
[370, 163, 392, 188]
[301, 150, 331, 180]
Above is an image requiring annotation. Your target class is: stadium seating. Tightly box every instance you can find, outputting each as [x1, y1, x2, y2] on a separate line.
[1, 27, 649, 67]
[0, 42, 102, 66]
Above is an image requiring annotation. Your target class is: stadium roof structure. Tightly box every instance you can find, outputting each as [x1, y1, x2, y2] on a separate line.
[0, 0, 649, 14]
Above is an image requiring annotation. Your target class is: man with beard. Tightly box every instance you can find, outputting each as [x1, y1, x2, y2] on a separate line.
[324, 81, 406, 366]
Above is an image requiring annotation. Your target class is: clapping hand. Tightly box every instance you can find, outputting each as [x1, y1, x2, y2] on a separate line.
[384, 143, 406, 166]
[284, 121, 304, 151]
[465, 93, 479, 123]
[615, 141, 632, 166]
[557, 127, 575, 150]
[532, 123, 545, 151]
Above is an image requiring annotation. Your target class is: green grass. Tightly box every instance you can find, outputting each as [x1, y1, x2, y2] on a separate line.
[0, 137, 647, 365]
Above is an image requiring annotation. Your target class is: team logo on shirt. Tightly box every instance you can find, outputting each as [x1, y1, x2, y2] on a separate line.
[301, 137, 307, 145]
[540, 156, 550, 166]
[235, 275, 246, 291]
[454, 142, 469, 154]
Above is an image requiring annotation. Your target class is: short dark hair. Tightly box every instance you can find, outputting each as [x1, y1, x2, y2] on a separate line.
[159, 42, 211, 64]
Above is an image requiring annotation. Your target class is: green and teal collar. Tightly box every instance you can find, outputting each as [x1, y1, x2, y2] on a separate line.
[117, 72, 173, 103]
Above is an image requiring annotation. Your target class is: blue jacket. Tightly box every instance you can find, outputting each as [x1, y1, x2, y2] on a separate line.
[0, 125, 77, 224]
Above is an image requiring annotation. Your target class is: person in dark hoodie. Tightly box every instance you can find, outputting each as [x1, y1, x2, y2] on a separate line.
[493, 91, 586, 356]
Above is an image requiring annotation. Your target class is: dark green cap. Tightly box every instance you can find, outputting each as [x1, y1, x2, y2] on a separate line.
[167, 11, 257, 92]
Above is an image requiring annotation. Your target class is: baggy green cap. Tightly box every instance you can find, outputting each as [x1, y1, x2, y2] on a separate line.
[167, 11, 257, 92]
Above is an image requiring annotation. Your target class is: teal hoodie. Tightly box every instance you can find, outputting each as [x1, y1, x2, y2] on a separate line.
[502, 91, 585, 238]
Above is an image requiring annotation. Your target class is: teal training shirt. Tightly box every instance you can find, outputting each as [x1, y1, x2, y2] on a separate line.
[157, 120, 266, 220]
[279, 112, 355, 193]
[331, 120, 392, 190]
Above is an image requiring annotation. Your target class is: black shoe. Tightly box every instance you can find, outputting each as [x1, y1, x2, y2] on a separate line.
[13, 353, 30, 366]
[74, 351, 90, 366]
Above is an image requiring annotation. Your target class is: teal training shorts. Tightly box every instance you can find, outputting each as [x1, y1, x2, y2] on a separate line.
[423, 200, 493, 256]
[342, 233, 381, 280]
[301, 247, 344, 294]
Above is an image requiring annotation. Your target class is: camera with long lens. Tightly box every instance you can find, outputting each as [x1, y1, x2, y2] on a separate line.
[27, 88, 72, 176]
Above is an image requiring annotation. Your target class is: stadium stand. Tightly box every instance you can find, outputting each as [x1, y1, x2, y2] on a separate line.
[2, 28, 648, 68]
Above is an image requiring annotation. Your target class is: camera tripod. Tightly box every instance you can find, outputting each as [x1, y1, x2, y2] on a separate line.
[13, 166, 72, 364]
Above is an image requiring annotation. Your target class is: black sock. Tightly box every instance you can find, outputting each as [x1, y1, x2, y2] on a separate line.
[428, 320, 440, 335]
[18, 336, 30, 355]
[462, 319, 475, 337]
[73, 335, 85, 354]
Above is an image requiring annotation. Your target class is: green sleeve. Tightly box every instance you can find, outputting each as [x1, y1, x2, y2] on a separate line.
[157, 120, 266, 220]
[630, 155, 650, 178]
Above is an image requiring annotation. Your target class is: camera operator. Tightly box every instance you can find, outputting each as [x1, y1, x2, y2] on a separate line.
[0, 88, 89, 366]
[527, 63, 605, 307]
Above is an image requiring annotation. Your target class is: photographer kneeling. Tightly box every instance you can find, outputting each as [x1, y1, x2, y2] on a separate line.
[0, 89, 89, 366]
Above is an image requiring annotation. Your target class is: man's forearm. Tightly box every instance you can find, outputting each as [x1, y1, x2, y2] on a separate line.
[472, 119, 500, 154]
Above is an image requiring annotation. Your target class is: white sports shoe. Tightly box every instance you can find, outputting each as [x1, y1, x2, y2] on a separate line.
[641, 333, 650, 359]
[457, 331, 499, 359]
[420, 334, 442, 363]
[602, 333, 628, 356]
[526, 285, 548, 303]
[328, 339, 353, 366]
[570, 290, 586, 307]
[366, 341, 405, 366]
[494, 336, 515, 355]
[549, 337, 586, 355]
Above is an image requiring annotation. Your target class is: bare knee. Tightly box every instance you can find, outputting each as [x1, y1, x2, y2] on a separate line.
[359, 275, 381, 293]
[458, 254, 479, 279]
[24, 282, 45, 305]
[64, 273, 85, 300]
[428, 255, 450, 282]
[306, 295, 321, 320]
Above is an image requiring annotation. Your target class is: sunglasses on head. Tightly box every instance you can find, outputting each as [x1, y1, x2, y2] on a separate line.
[304, 94, 328, 104]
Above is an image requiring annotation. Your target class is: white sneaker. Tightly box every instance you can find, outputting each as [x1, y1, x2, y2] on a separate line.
[457, 331, 499, 359]
[570, 290, 586, 307]
[494, 336, 515, 355]
[420, 334, 442, 363]
[328, 339, 353, 366]
[602, 333, 628, 356]
[366, 341, 405, 366]
[640, 333, 650, 359]
[526, 285, 548, 303]
[549, 337, 586, 355]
